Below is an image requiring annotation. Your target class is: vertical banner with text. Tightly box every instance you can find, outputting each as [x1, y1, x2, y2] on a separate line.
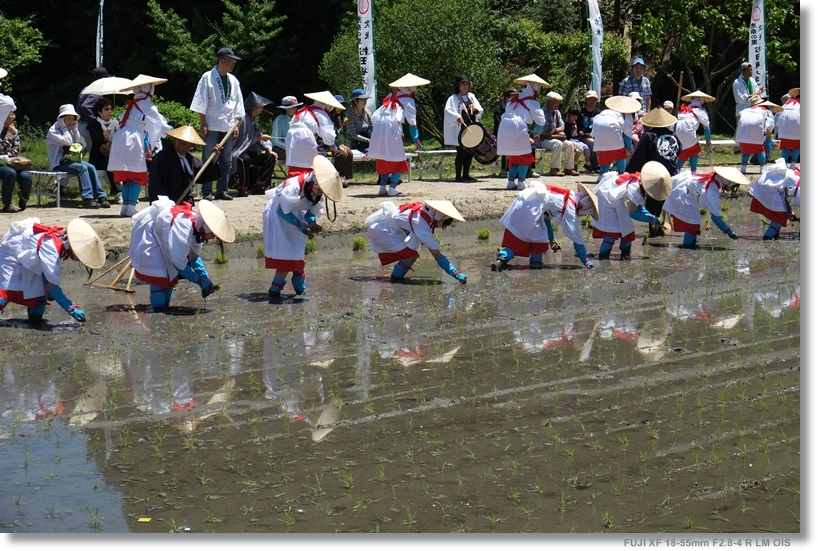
[587, 0, 603, 97]
[749, 0, 767, 98]
[357, 0, 377, 112]
[96, 0, 105, 67]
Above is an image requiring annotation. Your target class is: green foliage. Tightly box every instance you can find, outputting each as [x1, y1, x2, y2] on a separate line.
[0, 13, 49, 92]
[153, 96, 201, 131]
[476, 228, 491, 240]
[318, 28, 364, 101]
[305, 239, 317, 254]
[352, 237, 367, 251]
[256, 244, 265, 258]
[516, 0, 580, 33]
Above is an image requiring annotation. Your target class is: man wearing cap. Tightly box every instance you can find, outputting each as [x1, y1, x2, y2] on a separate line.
[262, 156, 344, 300]
[285, 91, 343, 178]
[232, 92, 278, 196]
[674, 91, 714, 171]
[577, 91, 600, 173]
[370, 73, 430, 197]
[663, 167, 748, 248]
[662, 100, 674, 114]
[129, 196, 232, 310]
[591, 161, 671, 260]
[619, 58, 652, 112]
[148, 126, 221, 204]
[47, 104, 110, 209]
[776, 87, 799, 168]
[540, 91, 577, 177]
[497, 74, 548, 190]
[346, 89, 373, 153]
[366, 199, 468, 283]
[493, 182, 597, 271]
[591, 95, 640, 178]
[190, 47, 245, 201]
[733, 62, 765, 120]
[0, 217, 104, 324]
[271, 96, 301, 161]
[735, 96, 776, 174]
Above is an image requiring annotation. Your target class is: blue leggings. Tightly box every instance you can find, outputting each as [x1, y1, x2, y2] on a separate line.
[598, 236, 630, 259]
[741, 153, 766, 168]
[508, 164, 529, 184]
[677, 156, 699, 171]
[391, 257, 416, 278]
[780, 149, 800, 163]
[599, 159, 626, 175]
[764, 221, 782, 240]
[149, 286, 174, 309]
[682, 233, 698, 247]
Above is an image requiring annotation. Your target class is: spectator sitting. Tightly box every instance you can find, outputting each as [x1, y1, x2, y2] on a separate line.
[232, 92, 278, 196]
[662, 100, 674, 114]
[565, 108, 591, 173]
[331, 94, 347, 137]
[86, 97, 121, 204]
[541, 91, 577, 176]
[271, 96, 301, 162]
[76, 66, 109, 155]
[577, 90, 600, 173]
[346, 89, 373, 153]
[0, 93, 32, 213]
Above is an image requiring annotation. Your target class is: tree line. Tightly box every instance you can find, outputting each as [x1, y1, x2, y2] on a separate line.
[0, 0, 800, 138]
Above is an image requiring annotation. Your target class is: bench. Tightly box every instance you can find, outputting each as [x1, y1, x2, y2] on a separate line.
[272, 150, 418, 183]
[32, 170, 113, 208]
[698, 139, 780, 166]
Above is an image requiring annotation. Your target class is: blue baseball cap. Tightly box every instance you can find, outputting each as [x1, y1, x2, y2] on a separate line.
[349, 88, 370, 101]
[632, 57, 645, 66]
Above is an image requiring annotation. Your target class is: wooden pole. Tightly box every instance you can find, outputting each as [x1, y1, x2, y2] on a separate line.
[178, 120, 240, 205]
[674, 71, 684, 114]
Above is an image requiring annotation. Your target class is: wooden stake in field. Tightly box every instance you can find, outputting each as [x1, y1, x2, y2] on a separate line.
[86, 121, 239, 293]
[674, 71, 684, 115]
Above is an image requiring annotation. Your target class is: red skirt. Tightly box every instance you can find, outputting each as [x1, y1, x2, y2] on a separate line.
[508, 153, 535, 166]
[671, 215, 700, 234]
[0, 289, 40, 308]
[750, 197, 787, 226]
[597, 148, 627, 166]
[592, 228, 636, 243]
[265, 257, 306, 271]
[375, 159, 409, 174]
[287, 166, 312, 178]
[378, 247, 420, 266]
[780, 138, 800, 150]
[134, 270, 178, 288]
[678, 143, 701, 161]
[113, 171, 148, 186]
[501, 229, 549, 257]
[739, 142, 765, 155]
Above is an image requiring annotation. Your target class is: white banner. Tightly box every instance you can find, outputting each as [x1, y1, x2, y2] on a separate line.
[749, 0, 767, 98]
[357, 0, 377, 112]
[587, 0, 603, 97]
[96, 0, 105, 67]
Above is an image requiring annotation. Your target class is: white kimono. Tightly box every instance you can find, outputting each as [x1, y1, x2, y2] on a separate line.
[366, 202, 440, 254]
[674, 101, 710, 151]
[776, 99, 800, 141]
[0, 217, 66, 299]
[129, 197, 178, 283]
[592, 172, 644, 237]
[496, 85, 545, 156]
[591, 109, 634, 153]
[443, 92, 483, 146]
[285, 103, 336, 169]
[735, 105, 774, 145]
[108, 87, 171, 173]
[369, 89, 418, 162]
[263, 173, 325, 261]
[787, 168, 800, 208]
[663, 172, 724, 226]
[748, 159, 792, 213]
[190, 67, 245, 132]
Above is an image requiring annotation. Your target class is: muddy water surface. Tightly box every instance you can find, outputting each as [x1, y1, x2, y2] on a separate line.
[0, 201, 800, 533]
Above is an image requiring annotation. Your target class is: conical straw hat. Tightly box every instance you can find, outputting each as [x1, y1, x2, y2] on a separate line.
[389, 73, 430, 88]
[788, 87, 800, 98]
[166, 125, 205, 146]
[196, 199, 236, 243]
[713, 166, 750, 188]
[576, 183, 599, 221]
[749, 94, 764, 106]
[641, 108, 677, 128]
[605, 95, 642, 114]
[680, 90, 715, 103]
[0, 68, 7, 80]
[311, 406, 340, 443]
[759, 100, 783, 113]
[120, 74, 167, 91]
[312, 156, 344, 202]
[66, 219, 105, 269]
[640, 161, 671, 201]
[425, 200, 465, 222]
[304, 91, 345, 111]
[513, 74, 551, 87]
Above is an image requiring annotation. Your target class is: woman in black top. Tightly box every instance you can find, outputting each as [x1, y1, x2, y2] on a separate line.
[87, 97, 121, 201]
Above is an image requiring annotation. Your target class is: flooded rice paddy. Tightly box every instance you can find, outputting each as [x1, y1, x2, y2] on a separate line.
[0, 199, 800, 534]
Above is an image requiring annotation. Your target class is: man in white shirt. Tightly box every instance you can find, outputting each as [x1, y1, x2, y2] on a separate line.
[190, 47, 245, 201]
[732, 62, 765, 121]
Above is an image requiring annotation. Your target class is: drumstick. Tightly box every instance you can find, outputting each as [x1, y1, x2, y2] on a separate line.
[460, 120, 474, 134]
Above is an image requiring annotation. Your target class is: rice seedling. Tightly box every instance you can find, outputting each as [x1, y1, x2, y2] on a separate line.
[305, 239, 317, 254]
[352, 236, 367, 250]
[214, 251, 228, 264]
[476, 228, 491, 240]
[256, 244, 265, 257]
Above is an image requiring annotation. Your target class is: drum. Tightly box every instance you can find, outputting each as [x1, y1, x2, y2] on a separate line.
[458, 122, 498, 165]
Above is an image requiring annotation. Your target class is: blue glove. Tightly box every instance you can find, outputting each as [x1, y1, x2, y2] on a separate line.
[305, 212, 317, 226]
[49, 285, 84, 321]
[630, 206, 659, 225]
[585, 258, 595, 269]
[727, 230, 739, 240]
[68, 306, 86, 322]
[0, 297, 8, 313]
[533, 124, 544, 135]
[277, 207, 309, 235]
[704, 127, 711, 141]
[436, 254, 467, 283]
[545, 218, 555, 241]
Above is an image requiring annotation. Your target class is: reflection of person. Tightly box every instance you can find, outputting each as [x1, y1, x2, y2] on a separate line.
[619, 58, 652, 111]
[129, 197, 234, 309]
[369, 73, 430, 197]
[444, 74, 484, 182]
[591, 96, 639, 178]
[86, 97, 120, 203]
[748, 158, 799, 240]
[263, 156, 344, 300]
[366, 199, 467, 283]
[0, 94, 32, 213]
[735, 95, 776, 174]
[662, 167, 748, 247]
[108, 74, 171, 216]
[0, 217, 104, 323]
[147, 126, 220, 204]
[47, 104, 110, 209]
[591, 161, 671, 260]
[494, 182, 598, 270]
[496, 74, 548, 191]
[232, 92, 278, 196]
[776, 87, 800, 168]
[345, 89, 373, 153]
[732, 62, 765, 120]
[674, 91, 714, 171]
[271, 96, 301, 161]
[190, 47, 245, 201]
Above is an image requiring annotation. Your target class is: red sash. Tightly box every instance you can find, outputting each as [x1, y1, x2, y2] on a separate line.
[546, 184, 575, 216]
[678, 103, 700, 121]
[120, 98, 146, 127]
[294, 105, 327, 126]
[33, 223, 69, 260]
[398, 202, 433, 233]
[507, 93, 532, 113]
[693, 172, 720, 193]
[170, 203, 194, 226]
[784, 98, 800, 106]
[615, 172, 641, 187]
[382, 92, 414, 110]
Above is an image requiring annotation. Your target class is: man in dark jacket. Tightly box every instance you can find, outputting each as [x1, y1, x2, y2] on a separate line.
[577, 90, 600, 173]
[231, 92, 278, 196]
[148, 126, 221, 204]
